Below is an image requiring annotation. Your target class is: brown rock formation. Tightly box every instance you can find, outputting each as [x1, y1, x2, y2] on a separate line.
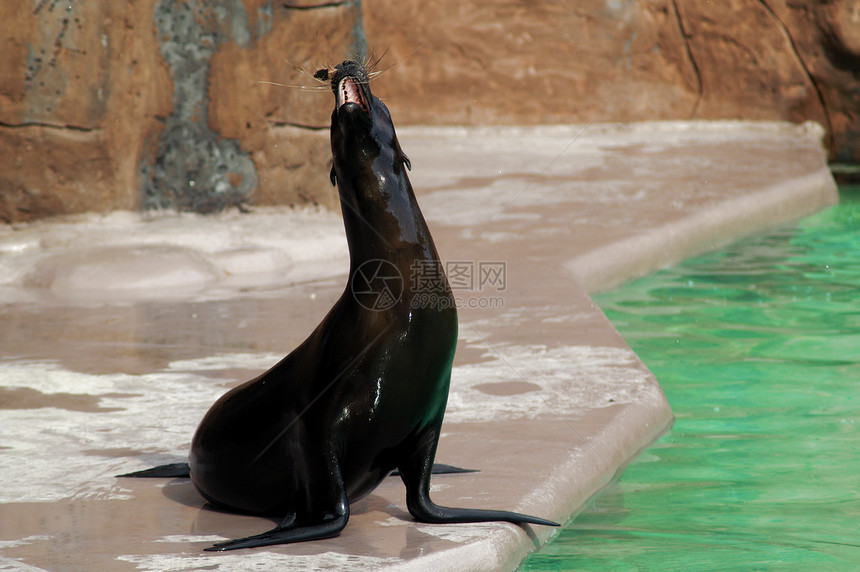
[1, 1, 173, 223]
[1, 0, 857, 222]
[207, 2, 361, 209]
[0, 0, 361, 223]
[363, 0, 858, 162]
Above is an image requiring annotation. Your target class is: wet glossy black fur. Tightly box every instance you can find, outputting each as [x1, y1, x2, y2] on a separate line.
[120, 60, 557, 551]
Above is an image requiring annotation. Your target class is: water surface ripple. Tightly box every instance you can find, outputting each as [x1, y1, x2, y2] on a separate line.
[522, 186, 860, 570]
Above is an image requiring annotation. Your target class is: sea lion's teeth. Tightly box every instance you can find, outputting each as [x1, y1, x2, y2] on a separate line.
[337, 77, 368, 111]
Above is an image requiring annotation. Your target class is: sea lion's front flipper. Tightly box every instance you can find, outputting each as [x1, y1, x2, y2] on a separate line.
[398, 429, 560, 528]
[205, 451, 350, 551]
[204, 492, 349, 551]
[117, 462, 190, 478]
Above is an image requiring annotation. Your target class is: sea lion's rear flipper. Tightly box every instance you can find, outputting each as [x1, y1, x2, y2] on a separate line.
[117, 462, 190, 478]
[204, 492, 350, 551]
[398, 430, 560, 529]
[429, 463, 477, 474]
[390, 463, 478, 477]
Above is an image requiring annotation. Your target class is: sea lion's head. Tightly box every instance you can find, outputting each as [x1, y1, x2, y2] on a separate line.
[317, 60, 372, 126]
[318, 60, 402, 179]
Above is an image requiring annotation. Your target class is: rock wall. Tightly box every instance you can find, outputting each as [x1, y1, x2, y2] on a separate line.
[1, 1, 171, 222]
[363, 0, 859, 162]
[1, 0, 857, 222]
[0, 0, 362, 223]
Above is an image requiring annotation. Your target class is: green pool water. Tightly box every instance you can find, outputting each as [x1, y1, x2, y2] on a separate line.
[521, 185, 860, 570]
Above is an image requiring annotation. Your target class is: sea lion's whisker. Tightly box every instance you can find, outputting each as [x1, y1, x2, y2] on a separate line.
[257, 80, 291, 88]
[365, 45, 391, 73]
[282, 57, 328, 80]
[256, 80, 329, 91]
[270, 57, 334, 91]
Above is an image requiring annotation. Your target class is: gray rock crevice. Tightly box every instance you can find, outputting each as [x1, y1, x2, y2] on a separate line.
[140, 0, 258, 213]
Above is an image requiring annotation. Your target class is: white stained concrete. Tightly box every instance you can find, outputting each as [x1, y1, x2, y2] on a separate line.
[0, 122, 837, 571]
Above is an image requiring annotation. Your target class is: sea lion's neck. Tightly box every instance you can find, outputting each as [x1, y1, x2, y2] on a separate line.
[338, 152, 439, 270]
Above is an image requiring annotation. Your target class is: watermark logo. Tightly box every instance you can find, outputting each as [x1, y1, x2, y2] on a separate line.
[444, 261, 507, 292]
[410, 260, 507, 310]
[477, 261, 506, 291]
[351, 259, 404, 311]
[352, 259, 507, 312]
[410, 292, 505, 310]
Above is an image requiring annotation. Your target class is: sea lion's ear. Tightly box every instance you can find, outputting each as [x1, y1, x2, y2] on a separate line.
[330, 167, 337, 186]
[402, 154, 411, 171]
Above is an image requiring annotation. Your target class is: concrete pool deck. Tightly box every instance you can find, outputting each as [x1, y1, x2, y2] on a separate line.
[0, 121, 837, 571]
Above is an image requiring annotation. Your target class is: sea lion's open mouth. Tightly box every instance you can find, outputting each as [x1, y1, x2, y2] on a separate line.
[317, 61, 372, 115]
[337, 76, 369, 113]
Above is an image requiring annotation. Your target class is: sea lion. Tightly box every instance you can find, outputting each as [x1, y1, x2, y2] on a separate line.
[119, 59, 558, 551]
